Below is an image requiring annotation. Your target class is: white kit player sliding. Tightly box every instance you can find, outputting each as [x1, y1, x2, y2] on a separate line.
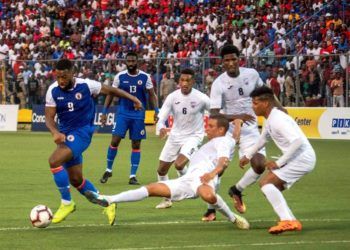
[240, 86, 316, 234]
[85, 114, 250, 230]
[155, 68, 210, 209]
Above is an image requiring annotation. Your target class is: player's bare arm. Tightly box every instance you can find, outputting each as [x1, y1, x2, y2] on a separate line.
[264, 161, 279, 170]
[159, 128, 167, 139]
[100, 85, 143, 110]
[210, 108, 255, 124]
[45, 106, 66, 144]
[148, 88, 159, 122]
[239, 156, 250, 169]
[200, 157, 229, 184]
[100, 94, 115, 125]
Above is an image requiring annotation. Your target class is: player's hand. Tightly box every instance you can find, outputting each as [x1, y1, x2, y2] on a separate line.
[239, 156, 250, 169]
[154, 112, 159, 123]
[238, 114, 255, 125]
[159, 128, 167, 139]
[133, 99, 143, 110]
[53, 132, 66, 144]
[200, 172, 215, 184]
[265, 161, 279, 170]
[100, 114, 107, 126]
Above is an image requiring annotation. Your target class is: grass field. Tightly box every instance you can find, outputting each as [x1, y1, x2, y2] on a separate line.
[0, 129, 350, 249]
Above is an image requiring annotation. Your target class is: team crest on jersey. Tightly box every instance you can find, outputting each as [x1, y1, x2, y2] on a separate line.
[137, 80, 143, 85]
[140, 129, 145, 135]
[67, 135, 75, 142]
[190, 101, 197, 108]
[243, 78, 249, 85]
[75, 92, 82, 100]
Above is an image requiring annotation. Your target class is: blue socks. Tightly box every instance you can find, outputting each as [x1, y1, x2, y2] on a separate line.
[76, 179, 98, 195]
[106, 145, 118, 171]
[51, 166, 71, 202]
[130, 149, 141, 177]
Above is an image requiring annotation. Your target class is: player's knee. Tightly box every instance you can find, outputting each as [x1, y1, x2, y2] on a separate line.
[132, 142, 141, 149]
[48, 157, 60, 168]
[69, 176, 83, 188]
[251, 158, 265, 175]
[203, 193, 217, 204]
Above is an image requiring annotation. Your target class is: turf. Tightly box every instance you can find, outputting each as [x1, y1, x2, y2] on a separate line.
[0, 130, 349, 249]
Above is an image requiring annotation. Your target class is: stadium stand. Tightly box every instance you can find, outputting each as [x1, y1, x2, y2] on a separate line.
[0, 0, 348, 107]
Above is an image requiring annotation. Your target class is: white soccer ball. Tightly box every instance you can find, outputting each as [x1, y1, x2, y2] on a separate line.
[30, 205, 53, 228]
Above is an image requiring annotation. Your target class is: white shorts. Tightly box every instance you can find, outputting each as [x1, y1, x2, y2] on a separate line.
[160, 166, 217, 201]
[272, 149, 316, 189]
[228, 123, 266, 158]
[159, 135, 204, 162]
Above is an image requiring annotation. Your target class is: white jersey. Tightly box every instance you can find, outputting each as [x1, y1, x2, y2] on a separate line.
[189, 135, 235, 172]
[157, 88, 210, 138]
[210, 67, 264, 116]
[247, 108, 315, 167]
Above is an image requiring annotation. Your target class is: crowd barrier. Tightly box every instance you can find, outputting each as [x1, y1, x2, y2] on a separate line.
[9, 106, 350, 140]
[166, 108, 350, 140]
[30, 105, 156, 133]
[0, 105, 19, 131]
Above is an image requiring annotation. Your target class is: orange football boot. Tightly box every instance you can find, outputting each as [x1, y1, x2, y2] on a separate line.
[268, 220, 302, 234]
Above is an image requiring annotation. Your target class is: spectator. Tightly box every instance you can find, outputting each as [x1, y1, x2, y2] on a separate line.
[330, 67, 344, 107]
[159, 70, 177, 104]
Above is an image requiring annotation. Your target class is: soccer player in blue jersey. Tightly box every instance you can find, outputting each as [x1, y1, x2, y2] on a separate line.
[99, 51, 158, 185]
[45, 58, 142, 225]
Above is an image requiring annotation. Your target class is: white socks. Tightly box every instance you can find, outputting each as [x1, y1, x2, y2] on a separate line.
[212, 194, 235, 222]
[261, 184, 295, 220]
[157, 173, 169, 182]
[236, 168, 260, 192]
[61, 199, 71, 205]
[108, 186, 149, 203]
[176, 166, 188, 177]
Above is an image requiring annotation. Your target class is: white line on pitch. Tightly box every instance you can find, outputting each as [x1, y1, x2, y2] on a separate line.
[108, 241, 350, 250]
[0, 218, 349, 231]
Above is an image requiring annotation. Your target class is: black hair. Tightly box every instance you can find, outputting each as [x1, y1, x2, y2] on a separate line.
[56, 59, 73, 71]
[209, 114, 229, 132]
[220, 44, 240, 58]
[126, 51, 138, 59]
[250, 86, 274, 101]
[180, 68, 195, 78]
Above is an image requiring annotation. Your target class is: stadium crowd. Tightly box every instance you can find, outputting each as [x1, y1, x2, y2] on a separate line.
[0, 0, 349, 108]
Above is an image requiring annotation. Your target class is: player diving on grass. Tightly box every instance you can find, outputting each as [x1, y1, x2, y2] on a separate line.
[240, 86, 316, 234]
[45, 58, 142, 225]
[85, 114, 250, 230]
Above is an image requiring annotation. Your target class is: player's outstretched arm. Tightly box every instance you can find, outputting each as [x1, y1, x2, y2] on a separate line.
[200, 157, 229, 184]
[45, 106, 66, 144]
[148, 88, 159, 122]
[100, 85, 143, 110]
[210, 109, 255, 124]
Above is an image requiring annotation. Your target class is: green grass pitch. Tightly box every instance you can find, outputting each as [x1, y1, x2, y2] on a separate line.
[0, 129, 349, 249]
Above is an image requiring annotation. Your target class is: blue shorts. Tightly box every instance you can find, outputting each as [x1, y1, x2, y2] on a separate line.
[112, 115, 146, 140]
[63, 125, 95, 168]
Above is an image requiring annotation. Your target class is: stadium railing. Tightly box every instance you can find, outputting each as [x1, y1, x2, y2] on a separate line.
[0, 52, 349, 108]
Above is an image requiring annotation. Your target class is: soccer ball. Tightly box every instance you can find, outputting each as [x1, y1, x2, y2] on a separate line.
[30, 205, 53, 228]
